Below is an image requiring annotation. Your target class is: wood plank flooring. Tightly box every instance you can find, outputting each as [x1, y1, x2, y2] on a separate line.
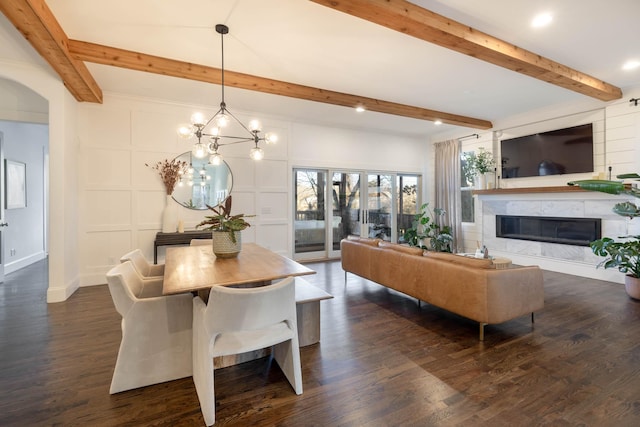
[1, 258, 639, 426]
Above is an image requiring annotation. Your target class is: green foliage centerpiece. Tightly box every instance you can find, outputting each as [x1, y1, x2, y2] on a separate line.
[197, 196, 254, 258]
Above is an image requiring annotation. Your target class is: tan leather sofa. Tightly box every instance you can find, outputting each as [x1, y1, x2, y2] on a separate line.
[341, 236, 544, 340]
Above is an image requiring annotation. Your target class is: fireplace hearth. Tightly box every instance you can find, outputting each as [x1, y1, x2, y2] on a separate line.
[496, 215, 601, 246]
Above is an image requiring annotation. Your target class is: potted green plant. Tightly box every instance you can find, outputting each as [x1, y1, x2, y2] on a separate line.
[463, 147, 496, 189]
[197, 195, 254, 258]
[403, 203, 453, 252]
[569, 174, 640, 300]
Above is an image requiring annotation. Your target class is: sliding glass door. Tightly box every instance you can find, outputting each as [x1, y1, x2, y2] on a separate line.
[366, 173, 393, 241]
[294, 169, 327, 259]
[397, 174, 419, 243]
[294, 168, 420, 260]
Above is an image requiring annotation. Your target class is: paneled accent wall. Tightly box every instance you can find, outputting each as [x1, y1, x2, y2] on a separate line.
[78, 95, 290, 286]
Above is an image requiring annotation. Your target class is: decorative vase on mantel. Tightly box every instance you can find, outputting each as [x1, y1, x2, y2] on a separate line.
[161, 194, 178, 233]
[212, 230, 242, 258]
[475, 173, 487, 190]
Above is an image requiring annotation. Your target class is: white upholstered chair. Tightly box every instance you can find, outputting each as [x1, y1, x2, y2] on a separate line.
[120, 248, 164, 278]
[106, 261, 193, 394]
[190, 239, 212, 246]
[192, 277, 303, 426]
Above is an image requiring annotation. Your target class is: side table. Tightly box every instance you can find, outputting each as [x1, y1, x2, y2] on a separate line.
[154, 230, 212, 263]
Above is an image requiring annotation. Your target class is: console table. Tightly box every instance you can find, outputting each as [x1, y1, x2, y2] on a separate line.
[154, 230, 212, 263]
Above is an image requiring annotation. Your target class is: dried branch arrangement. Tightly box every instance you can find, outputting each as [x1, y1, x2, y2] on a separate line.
[146, 158, 188, 195]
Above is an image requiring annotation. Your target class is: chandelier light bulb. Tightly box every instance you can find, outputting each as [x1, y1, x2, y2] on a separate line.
[210, 127, 220, 137]
[249, 120, 261, 132]
[188, 180, 194, 187]
[188, 165, 194, 175]
[192, 142, 207, 159]
[199, 167, 206, 176]
[216, 113, 229, 128]
[177, 124, 194, 139]
[249, 146, 264, 161]
[209, 152, 223, 166]
[264, 132, 278, 144]
[190, 112, 206, 126]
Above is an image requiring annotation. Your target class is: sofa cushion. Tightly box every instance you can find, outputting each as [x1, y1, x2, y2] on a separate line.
[378, 241, 424, 256]
[424, 251, 494, 269]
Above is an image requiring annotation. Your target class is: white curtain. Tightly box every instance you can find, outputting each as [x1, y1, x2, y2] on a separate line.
[434, 139, 463, 253]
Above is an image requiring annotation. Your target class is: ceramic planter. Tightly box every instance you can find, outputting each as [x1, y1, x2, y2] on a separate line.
[212, 230, 241, 258]
[625, 275, 640, 301]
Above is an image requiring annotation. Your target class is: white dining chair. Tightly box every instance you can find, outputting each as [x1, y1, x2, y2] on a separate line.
[192, 277, 303, 426]
[106, 261, 193, 394]
[120, 248, 164, 278]
[190, 239, 213, 246]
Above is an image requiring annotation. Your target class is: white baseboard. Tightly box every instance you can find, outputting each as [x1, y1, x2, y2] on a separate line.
[47, 276, 79, 303]
[5, 251, 47, 275]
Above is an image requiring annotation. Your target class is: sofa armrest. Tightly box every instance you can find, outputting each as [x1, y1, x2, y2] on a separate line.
[484, 266, 544, 324]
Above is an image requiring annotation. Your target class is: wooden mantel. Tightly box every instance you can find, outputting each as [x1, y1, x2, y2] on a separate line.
[472, 186, 587, 196]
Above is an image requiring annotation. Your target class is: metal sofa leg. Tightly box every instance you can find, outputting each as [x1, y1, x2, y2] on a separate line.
[479, 322, 487, 341]
[531, 312, 535, 323]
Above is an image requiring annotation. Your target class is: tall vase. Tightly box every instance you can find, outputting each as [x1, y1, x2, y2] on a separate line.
[162, 195, 177, 233]
[475, 173, 487, 190]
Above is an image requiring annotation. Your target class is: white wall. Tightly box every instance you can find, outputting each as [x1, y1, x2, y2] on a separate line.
[0, 120, 48, 273]
[77, 94, 426, 286]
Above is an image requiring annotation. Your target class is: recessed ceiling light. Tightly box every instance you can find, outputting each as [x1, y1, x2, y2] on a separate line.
[622, 60, 640, 71]
[531, 12, 553, 28]
[355, 105, 365, 113]
[434, 120, 442, 126]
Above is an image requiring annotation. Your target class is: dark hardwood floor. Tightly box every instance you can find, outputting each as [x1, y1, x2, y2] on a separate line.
[1, 258, 640, 426]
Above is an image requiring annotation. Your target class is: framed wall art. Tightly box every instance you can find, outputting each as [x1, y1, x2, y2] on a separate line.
[6, 159, 26, 209]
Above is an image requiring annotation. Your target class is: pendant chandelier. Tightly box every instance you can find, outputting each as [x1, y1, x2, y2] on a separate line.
[177, 24, 277, 163]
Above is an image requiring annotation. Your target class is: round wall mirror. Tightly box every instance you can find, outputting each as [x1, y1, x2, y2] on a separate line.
[171, 152, 233, 210]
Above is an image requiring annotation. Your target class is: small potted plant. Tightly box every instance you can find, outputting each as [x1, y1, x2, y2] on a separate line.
[463, 147, 496, 189]
[197, 195, 254, 258]
[569, 174, 640, 300]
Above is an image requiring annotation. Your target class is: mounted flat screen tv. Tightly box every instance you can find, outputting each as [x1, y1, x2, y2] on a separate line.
[500, 123, 594, 179]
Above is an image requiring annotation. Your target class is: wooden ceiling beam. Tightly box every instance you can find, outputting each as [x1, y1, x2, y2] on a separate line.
[67, 39, 492, 129]
[0, 0, 102, 102]
[311, 0, 622, 102]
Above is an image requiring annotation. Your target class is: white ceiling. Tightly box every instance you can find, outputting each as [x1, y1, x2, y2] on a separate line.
[7, 0, 640, 138]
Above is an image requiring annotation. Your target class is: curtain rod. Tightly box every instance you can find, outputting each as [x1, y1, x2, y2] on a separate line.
[458, 133, 479, 140]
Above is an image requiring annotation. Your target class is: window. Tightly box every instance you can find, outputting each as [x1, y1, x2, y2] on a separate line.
[461, 152, 475, 223]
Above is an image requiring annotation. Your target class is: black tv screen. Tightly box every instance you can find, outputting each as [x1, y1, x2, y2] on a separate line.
[500, 123, 594, 179]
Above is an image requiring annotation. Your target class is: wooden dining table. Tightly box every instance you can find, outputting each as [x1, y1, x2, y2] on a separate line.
[163, 243, 316, 296]
[163, 243, 317, 368]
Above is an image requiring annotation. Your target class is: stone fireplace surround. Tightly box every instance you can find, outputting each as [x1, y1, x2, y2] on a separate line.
[475, 187, 640, 284]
